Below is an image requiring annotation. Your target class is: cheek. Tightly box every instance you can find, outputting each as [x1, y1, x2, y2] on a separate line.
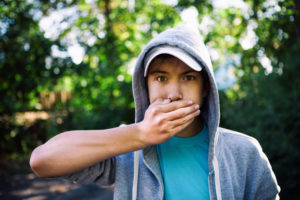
[183, 82, 204, 104]
[148, 86, 164, 103]
[147, 82, 168, 103]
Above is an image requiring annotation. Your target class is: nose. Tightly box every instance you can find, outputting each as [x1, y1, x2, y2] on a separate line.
[167, 82, 183, 102]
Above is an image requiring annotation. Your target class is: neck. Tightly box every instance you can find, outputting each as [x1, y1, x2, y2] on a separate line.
[175, 117, 204, 137]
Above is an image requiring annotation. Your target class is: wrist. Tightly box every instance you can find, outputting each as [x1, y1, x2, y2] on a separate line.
[134, 121, 151, 148]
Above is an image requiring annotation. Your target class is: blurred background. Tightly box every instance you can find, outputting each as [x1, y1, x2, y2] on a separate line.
[0, 0, 299, 199]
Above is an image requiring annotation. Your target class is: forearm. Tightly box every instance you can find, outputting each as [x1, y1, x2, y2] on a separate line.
[30, 99, 199, 178]
[30, 123, 145, 178]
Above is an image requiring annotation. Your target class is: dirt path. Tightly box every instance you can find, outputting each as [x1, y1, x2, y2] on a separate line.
[0, 172, 113, 200]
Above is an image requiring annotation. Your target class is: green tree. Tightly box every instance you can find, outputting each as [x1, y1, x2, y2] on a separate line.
[218, 0, 300, 198]
[0, 0, 72, 162]
[1, 0, 299, 198]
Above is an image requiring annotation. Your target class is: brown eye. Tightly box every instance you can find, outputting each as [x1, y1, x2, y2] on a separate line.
[183, 75, 196, 81]
[156, 76, 167, 82]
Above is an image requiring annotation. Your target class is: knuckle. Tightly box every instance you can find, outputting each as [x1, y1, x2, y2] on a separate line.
[158, 126, 165, 134]
[177, 107, 186, 115]
[188, 106, 195, 113]
[180, 100, 188, 107]
[175, 102, 183, 109]
[182, 108, 189, 116]
[152, 107, 160, 114]
[160, 122, 170, 133]
[155, 116, 164, 126]
[148, 107, 158, 115]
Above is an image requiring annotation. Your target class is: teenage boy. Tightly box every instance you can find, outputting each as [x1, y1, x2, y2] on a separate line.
[30, 26, 280, 200]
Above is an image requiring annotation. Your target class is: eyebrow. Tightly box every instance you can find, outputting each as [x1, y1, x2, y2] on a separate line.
[149, 70, 168, 75]
[149, 69, 198, 75]
[182, 70, 197, 75]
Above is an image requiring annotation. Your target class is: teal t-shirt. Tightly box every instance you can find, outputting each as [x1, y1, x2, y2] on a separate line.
[156, 125, 210, 200]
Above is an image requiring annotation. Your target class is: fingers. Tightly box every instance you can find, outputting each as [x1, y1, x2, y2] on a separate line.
[168, 109, 200, 129]
[163, 106, 200, 137]
[147, 98, 200, 126]
[157, 100, 194, 113]
[164, 103, 200, 121]
[141, 99, 201, 144]
[151, 98, 171, 106]
[169, 117, 195, 135]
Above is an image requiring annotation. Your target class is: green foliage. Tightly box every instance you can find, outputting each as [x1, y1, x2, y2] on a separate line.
[0, 0, 181, 161]
[0, 0, 299, 198]
[219, 0, 300, 198]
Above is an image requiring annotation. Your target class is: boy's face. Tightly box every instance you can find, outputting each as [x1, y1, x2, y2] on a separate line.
[147, 56, 207, 106]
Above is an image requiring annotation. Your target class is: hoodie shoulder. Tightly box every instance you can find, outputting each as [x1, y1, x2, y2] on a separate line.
[218, 127, 263, 153]
[217, 127, 271, 164]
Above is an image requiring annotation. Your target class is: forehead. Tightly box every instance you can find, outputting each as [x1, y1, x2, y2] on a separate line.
[147, 54, 194, 73]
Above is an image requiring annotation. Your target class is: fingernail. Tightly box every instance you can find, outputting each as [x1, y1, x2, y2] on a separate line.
[194, 104, 199, 109]
[188, 100, 193, 105]
[163, 98, 170, 103]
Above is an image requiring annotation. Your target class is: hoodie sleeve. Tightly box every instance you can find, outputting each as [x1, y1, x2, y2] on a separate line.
[63, 157, 116, 186]
[245, 138, 280, 200]
[218, 128, 280, 200]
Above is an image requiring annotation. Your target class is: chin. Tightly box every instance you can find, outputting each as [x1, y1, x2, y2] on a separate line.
[176, 117, 203, 137]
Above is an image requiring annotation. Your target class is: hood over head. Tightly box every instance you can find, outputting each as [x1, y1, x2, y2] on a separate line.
[131, 25, 221, 200]
[132, 26, 220, 147]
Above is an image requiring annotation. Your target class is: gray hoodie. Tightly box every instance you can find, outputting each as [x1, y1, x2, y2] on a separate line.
[65, 26, 280, 200]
